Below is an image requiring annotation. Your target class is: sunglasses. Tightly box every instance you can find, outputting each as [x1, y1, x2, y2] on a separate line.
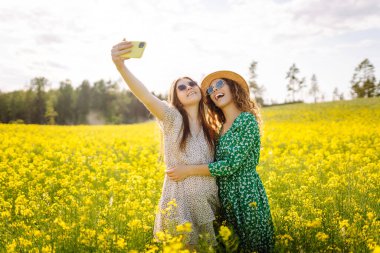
[177, 81, 197, 91]
[206, 79, 225, 95]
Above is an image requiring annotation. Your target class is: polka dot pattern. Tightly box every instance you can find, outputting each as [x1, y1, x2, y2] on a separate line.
[154, 102, 220, 245]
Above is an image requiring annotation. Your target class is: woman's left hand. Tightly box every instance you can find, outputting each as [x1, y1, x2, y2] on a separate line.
[166, 165, 190, 182]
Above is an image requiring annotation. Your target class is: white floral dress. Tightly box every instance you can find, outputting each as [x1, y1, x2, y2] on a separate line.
[154, 102, 220, 245]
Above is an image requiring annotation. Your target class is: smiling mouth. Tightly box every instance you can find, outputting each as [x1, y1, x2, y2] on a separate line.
[187, 91, 196, 97]
[215, 93, 225, 100]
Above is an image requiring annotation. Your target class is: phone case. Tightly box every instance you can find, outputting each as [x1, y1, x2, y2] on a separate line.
[121, 41, 146, 58]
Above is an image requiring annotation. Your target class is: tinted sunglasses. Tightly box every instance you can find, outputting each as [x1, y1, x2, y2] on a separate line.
[177, 81, 197, 91]
[206, 79, 225, 95]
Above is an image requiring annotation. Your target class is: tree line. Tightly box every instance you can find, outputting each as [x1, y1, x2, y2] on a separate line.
[0, 78, 158, 125]
[249, 58, 380, 105]
[0, 58, 379, 125]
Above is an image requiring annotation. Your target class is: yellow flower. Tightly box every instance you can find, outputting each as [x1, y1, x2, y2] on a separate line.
[19, 237, 32, 247]
[127, 219, 142, 229]
[167, 198, 177, 207]
[41, 245, 52, 253]
[219, 225, 232, 241]
[176, 222, 192, 233]
[249, 201, 257, 208]
[373, 246, 380, 253]
[1, 100, 379, 252]
[33, 229, 42, 237]
[6, 240, 17, 252]
[1, 211, 11, 218]
[339, 219, 350, 229]
[116, 238, 125, 249]
[155, 231, 166, 241]
[367, 212, 375, 221]
[145, 245, 159, 253]
[316, 232, 329, 242]
[306, 218, 321, 228]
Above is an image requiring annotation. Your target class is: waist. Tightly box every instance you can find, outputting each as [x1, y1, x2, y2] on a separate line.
[217, 168, 259, 182]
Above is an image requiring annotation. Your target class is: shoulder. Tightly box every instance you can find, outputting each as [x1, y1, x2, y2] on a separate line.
[158, 101, 182, 130]
[162, 101, 181, 118]
[238, 112, 258, 127]
[233, 112, 259, 138]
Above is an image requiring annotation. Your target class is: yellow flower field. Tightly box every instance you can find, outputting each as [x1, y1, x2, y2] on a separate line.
[0, 97, 379, 252]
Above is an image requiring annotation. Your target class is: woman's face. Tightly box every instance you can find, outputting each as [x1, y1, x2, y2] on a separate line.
[175, 78, 202, 107]
[207, 79, 233, 109]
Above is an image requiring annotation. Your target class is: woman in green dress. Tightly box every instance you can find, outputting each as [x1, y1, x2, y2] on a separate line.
[166, 71, 275, 252]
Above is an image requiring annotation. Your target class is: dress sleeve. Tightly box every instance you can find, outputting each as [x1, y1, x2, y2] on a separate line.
[156, 101, 181, 133]
[208, 113, 260, 177]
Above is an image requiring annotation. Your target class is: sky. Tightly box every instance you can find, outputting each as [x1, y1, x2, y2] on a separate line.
[0, 0, 379, 103]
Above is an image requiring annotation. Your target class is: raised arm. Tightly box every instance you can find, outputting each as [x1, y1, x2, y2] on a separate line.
[111, 40, 166, 121]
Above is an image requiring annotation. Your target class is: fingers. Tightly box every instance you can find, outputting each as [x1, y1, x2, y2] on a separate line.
[166, 169, 174, 176]
[111, 41, 132, 53]
[111, 40, 133, 62]
[166, 169, 181, 182]
[112, 41, 132, 50]
[169, 176, 180, 182]
[111, 48, 131, 56]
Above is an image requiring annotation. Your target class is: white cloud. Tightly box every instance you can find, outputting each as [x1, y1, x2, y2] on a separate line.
[0, 0, 379, 103]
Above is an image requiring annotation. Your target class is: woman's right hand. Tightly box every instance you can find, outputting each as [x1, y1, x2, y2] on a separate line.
[111, 39, 133, 70]
[110, 39, 166, 120]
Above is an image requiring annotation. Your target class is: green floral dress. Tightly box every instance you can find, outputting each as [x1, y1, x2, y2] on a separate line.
[209, 112, 275, 252]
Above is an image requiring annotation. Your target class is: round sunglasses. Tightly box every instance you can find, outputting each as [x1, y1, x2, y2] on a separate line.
[206, 79, 225, 95]
[177, 81, 197, 91]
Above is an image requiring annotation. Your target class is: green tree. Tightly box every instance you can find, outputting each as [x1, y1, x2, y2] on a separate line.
[24, 89, 34, 124]
[309, 74, 320, 103]
[104, 80, 120, 123]
[0, 92, 10, 123]
[286, 64, 306, 102]
[332, 87, 340, 101]
[351, 58, 377, 98]
[248, 61, 265, 105]
[56, 79, 75, 124]
[75, 80, 91, 124]
[45, 94, 58, 125]
[9, 91, 29, 122]
[29, 77, 48, 124]
[91, 80, 107, 121]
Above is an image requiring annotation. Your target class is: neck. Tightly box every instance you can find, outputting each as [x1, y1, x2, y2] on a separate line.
[221, 103, 242, 124]
[184, 104, 200, 123]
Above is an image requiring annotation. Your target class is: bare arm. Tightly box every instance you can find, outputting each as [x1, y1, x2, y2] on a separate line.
[166, 164, 211, 181]
[111, 40, 166, 120]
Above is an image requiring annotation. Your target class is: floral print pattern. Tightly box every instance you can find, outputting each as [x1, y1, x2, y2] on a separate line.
[209, 112, 275, 252]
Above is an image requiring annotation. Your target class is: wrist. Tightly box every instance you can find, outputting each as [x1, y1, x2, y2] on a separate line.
[185, 165, 194, 177]
[116, 63, 126, 72]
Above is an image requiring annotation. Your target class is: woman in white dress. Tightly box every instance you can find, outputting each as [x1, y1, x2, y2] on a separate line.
[111, 40, 220, 247]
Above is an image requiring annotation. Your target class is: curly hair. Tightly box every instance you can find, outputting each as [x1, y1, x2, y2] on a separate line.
[205, 78, 263, 135]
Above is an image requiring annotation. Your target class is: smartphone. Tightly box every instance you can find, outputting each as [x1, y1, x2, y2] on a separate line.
[121, 41, 146, 58]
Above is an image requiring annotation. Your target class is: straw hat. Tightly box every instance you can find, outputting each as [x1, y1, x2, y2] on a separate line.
[200, 70, 250, 95]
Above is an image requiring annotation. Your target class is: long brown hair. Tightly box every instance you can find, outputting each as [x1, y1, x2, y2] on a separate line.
[205, 78, 262, 134]
[168, 77, 216, 151]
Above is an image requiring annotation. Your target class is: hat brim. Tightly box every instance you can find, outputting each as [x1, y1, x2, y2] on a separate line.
[200, 70, 250, 95]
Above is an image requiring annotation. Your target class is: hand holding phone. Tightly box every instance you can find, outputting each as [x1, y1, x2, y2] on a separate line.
[120, 41, 147, 59]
